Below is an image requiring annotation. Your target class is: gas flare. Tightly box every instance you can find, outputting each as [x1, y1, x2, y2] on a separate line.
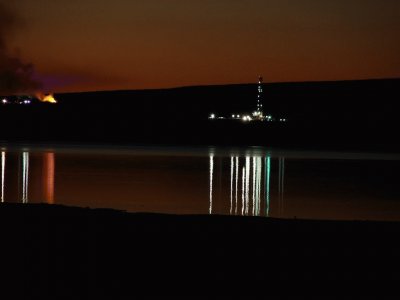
[36, 92, 57, 103]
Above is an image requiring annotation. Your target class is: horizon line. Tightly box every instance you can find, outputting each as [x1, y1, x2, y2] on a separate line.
[3, 77, 399, 96]
[55, 77, 400, 95]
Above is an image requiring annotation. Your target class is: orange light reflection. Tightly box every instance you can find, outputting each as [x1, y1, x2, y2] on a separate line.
[43, 152, 55, 204]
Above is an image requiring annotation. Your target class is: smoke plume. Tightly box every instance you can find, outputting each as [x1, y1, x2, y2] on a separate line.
[0, 1, 41, 95]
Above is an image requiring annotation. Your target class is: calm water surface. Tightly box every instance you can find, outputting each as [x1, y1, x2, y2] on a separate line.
[1, 145, 400, 221]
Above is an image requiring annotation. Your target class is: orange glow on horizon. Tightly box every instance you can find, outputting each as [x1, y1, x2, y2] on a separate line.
[9, 1, 400, 92]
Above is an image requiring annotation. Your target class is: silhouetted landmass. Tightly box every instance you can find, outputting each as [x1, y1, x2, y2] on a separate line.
[1, 203, 399, 297]
[1, 78, 399, 151]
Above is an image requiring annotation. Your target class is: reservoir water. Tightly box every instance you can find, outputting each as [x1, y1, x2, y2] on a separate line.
[1, 145, 400, 221]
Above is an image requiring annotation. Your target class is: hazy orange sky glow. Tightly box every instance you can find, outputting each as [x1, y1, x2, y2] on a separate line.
[4, 0, 400, 92]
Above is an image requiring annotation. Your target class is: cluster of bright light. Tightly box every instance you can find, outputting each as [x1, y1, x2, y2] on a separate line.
[1, 97, 32, 105]
[242, 115, 252, 122]
[17, 99, 32, 105]
[206, 76, 289, 123]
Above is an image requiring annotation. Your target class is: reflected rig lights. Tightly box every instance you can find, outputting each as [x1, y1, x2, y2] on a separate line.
[209, 155, 214, 214]
[245, 157, 250, 216]
[235, 157, 239, 215]
[230, 156, 234, 215]
[209, 152, 278, 217]
[22, 152, 29, 203]
[1, 151, 5, 202]
[255, 157, 262, 216]
[230, 156, 240, 215]
[241, 166, 245, 216]
[278, 157, 285, 216]
[252, 157, 257, 215]
[0, 150, 56, 204]
[265, 156, 271, 216]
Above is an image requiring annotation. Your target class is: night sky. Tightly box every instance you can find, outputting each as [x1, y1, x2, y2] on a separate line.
[2, 0, 400, 92]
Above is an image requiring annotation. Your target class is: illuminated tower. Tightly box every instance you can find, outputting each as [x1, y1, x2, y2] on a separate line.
[256, 76, 263, 115]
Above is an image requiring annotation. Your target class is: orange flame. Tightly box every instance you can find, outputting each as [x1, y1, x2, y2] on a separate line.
[36, 92, 57, 103]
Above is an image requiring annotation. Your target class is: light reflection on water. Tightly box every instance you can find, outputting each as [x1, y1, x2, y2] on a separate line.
[1, 150, 55, 204]
[43, 152, 55, 204]
[1, 146, 400, 221]
[22, 152, 29, 204]
[209, 153, 285, 217]
[1, 151, 5, 202]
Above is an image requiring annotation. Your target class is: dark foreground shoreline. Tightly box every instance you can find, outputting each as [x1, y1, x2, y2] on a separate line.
[2, 203, 400, 298]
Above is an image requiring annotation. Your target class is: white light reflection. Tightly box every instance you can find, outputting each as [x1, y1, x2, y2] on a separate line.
[22, 152, 29, 203]
[230, 156, 233, 215]
[278, 157, 285, 216]
[207, 153, 283, 218]
[249, 156, 263, 217]
[265, 156, 271, 216]
[242, 166, 245, 216]
[235, 157, 238, 215]
[256, 157, 262, 216]
[1, 151, 5, 202]
[245, 157, 250, 216]
[252, 157, 256, 216]
[209, 155, 214, 214]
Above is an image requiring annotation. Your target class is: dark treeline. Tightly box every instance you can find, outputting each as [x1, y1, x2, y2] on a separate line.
[1, 78, 399, 151]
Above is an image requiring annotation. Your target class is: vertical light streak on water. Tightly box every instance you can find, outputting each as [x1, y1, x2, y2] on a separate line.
[281, 157, 285, 214]
[278, 158, 281, 215]
[209, 155, 214, 215]
[278, 157, 285, 215]
[22, 152, 29, 203]
[242, 166, 245, 216]
[44, 153, 55, 204]
[256, 157, 262, 216]
[254, 156, 260, 216]
[259, 157, 263, 216]
[252, 157, 256, 216]
[265, 156, 271, 217]
[245, 157, 250, 216]
[1, 152, 5, 203]
[22, 153, 26, 203]
[230, 157, 234, 215]
[235, 157, 239, 215]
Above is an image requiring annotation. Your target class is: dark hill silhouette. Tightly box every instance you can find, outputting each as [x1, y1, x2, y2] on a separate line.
[1, 78, 399, 150]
